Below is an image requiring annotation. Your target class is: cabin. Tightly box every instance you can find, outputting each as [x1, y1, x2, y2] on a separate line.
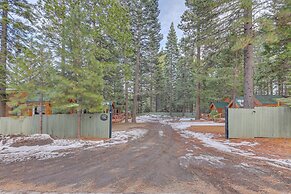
[25, 97, 52, 116]
[103, 101, 128, 123]
[228, 95, 285, 108]
[1, 91, 52, 117]
[209, 102, 229, 114]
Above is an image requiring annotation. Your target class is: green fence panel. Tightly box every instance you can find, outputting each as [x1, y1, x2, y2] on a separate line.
[0, 113, 111, 139]
[228, 107, 291, 138]
[81, 113, 110, 138]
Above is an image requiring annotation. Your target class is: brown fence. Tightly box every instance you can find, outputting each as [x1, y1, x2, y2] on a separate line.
[227, 107, 291, 138]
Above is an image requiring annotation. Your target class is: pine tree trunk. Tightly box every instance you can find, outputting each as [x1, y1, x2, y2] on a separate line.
[125, 80, 129, 123]
[278, 79, 282, 95]
[0, 1, 8, 117]
[77, 109, 81, 139]
[243, 1, 254, 109]
[284, 82, 288, 96]
[155, 94, 159, 112]
[195, 44, 201, 120]
[270, 80, 273, 95]
[39, 93, 43, 134]
[150, 72, 153, 112]
[232, 61, 238, 102]
[132, 48, 140, 123]
[195, 82, 201, 120]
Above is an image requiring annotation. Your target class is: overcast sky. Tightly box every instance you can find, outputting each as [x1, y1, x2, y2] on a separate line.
[28, 0, 186, 48]
[159, 0, 186, 48]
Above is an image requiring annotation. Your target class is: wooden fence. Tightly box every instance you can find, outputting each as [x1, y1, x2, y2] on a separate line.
[226, 107, 291, 138]
[0, 113, 111, 139]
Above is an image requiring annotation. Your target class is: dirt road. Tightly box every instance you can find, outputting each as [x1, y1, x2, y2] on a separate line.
[0, 122, 290, 193]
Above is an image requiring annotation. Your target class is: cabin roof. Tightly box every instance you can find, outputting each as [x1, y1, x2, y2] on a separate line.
[233, 95, 283, 107]
[255, 95, 282, 105]
[212, 102, 229, 109]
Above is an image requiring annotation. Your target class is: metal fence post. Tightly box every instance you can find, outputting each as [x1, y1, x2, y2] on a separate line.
[109, 102, 113, 138]
[225, 107, 229, 139]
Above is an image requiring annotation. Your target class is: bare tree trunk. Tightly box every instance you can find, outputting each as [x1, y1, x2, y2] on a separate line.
[182, 104, 185, 117]
[150, 72, 153, 112]
[77, 109, 81, 139]
[195, 82, 201, 120]
[195, 44, 201, 120]
[155, 94, 159, 112]
[243, 1, 254, 109]
[125, 80, 129, 123]
[0, 1, 8, 117]
[39, 93, 43, 134]
[132, 48, 140, 123]
[284, 82, 288, 96]
[232, 60, 238, 102]
[270, 80, 273, 95]
[278, 79, 282, 95]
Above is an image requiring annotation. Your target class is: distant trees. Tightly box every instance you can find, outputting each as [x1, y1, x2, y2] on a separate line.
[122, 0, 162, 122]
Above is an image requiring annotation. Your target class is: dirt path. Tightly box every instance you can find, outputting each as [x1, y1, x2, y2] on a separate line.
[0, 122, 290, 193]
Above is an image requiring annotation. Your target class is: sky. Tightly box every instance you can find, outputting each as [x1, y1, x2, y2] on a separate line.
[159, 0, 186, 48]
[28, 0, 186, 48]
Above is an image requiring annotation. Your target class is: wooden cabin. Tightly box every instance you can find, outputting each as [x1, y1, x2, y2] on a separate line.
[103, 101, 128, 123]
[3, 92, 52, 117]
[26, 97, 52, 116]
[228, 95, 285, 108]
[209, 102, 229, 114]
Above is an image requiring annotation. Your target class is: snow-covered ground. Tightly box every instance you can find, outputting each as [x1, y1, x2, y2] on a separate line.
[0, 129, 148, 164]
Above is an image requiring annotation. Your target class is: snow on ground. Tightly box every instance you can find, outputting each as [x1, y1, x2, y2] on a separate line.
[136, 115, 166, 123]
[179, 153, 225, 168]
[193, 155, 225, 166]
[140, 115, 291, 170]
[179, 118, 195, 121]
[170, 121, 224, 130]
[159, 131, 164, 137]
[0, 129, 148, 164]
[170, 120, 291, 170]
[224, 141, 259, 147]
[177, 130, 255, 156]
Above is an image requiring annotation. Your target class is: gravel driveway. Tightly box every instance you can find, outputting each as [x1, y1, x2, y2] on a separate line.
[0, 122, 290, 193]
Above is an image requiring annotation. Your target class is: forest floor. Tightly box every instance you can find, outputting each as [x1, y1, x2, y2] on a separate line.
[0, 115, 290, 193]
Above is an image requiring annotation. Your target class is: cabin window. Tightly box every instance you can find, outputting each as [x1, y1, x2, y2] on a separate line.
[34, 105, 46, 115]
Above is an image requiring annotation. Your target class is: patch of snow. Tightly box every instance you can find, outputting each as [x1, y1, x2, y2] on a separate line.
[170, 121, 224, 131]
[159, 131, 164, 137]
[224, 141, 259, 147]
[171, 122, 291, 170]
[179, 154, 225, 168]
[176, 129, 255, 156]
[193, 155, 225, 166]
[0, 129, 148, 164]
[179, 118, 195, 121]
[235, 163, 267, 174]
[254, 157, 291, 170]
